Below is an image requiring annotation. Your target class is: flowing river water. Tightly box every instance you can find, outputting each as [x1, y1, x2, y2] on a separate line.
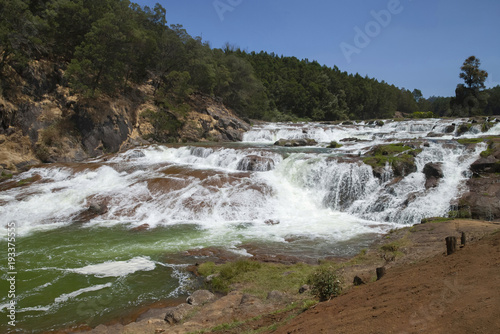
[1, 118, 499, 333]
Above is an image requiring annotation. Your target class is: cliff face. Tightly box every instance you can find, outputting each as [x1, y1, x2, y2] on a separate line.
[0, 61, 250, 174]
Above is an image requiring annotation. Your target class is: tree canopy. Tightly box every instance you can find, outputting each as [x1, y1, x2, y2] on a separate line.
[1, 1, 498, 121]
[451, 56, 490, 116]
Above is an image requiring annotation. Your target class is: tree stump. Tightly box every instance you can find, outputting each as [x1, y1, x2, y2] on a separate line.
[446, 236, 457, 255]
[376, 267, 386, 280]
[461, 232, 467, 246]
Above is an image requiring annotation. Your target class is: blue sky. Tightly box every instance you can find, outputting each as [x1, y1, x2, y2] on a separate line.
[133, 0, 500, 97]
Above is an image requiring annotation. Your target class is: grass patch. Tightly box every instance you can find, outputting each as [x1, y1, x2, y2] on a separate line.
[17, 177, 35, 186]
[457, 138, 484, 145]
[420, 217, 452, 224]
[1, 172, 13, 180]
[199, 260, 315, 297]
[379, 237, 410, 261]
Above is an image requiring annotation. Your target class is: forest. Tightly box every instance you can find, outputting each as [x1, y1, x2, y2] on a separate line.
[1, 0, 499, 122]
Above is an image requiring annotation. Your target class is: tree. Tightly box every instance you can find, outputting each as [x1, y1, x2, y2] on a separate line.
[451, 56, 489, 116]
[459, 56, 488, 90]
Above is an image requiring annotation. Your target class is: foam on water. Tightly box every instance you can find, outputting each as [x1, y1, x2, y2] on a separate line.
[68, 257, 156, 278]
[54, 283, 113, 303]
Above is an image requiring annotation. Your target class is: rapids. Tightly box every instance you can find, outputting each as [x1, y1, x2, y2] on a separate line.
[0, 118, 498, 333]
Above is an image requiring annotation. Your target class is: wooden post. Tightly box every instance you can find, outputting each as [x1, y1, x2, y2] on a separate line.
[446, 236, 457, 255]
[376, 267, 386, 280]
[461, 232, 466, 246]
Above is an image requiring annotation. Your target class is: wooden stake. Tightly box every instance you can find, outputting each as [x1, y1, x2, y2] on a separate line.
[446, 236, 457, 255]
[376, 267, 386, 280]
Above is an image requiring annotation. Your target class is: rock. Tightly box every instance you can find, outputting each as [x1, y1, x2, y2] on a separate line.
[460, 176, 500, 220]
[164, 303, 193, 324]
[274, 138, 317, 147]
[444, 125, 455, 133]
[456, 123, 471, 136]
[131, 223, 149, 232]
[423, 163, 444, 179]
[264, 219, 280, 225]
[88, 201, 108, 215]
[236, 155, 275, 171]
[266, 290, 289, 303]
[425, 177, 440, 189]
[353, 276, 365, 286]
[187, 290, 215, 306]
[470, 156, 500, 174]
[423, 162, 444, 189]
[427, 132, 444, 138]
[205, 273, 220, 284]
[299, 284, 310, 294]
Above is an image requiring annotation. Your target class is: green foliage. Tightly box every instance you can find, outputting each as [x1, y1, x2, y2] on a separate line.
[306, 266, 343, 301]
[371, 143, 412, 156]
[199, 260, 315, 298]
[409, 111, 435, 119]
[327, 141, 342, 148]
[459, 56, 488, 90]
[198, 260, 262, 293]
[142, 109, 182, 142]
[457, 138, 484, 145]
[3, 1, 499, 121]
[0, 172, 13, 180]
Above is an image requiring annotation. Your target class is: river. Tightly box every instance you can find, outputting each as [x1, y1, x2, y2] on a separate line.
[0, 118, 498, 333]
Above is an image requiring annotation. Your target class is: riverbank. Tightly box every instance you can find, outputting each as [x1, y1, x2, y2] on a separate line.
[68, 218, 499, 334]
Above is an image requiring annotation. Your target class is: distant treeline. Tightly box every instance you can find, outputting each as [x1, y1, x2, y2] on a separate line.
[1, 0, 499, 121]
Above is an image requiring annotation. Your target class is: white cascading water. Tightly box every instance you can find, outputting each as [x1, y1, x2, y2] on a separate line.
[1, 118, 499, 334]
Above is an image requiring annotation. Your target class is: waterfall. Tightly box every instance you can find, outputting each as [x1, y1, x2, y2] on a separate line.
[0, 118, 497, 333]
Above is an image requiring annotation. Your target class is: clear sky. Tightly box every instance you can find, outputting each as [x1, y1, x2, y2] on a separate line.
[133, 0, 500, 98]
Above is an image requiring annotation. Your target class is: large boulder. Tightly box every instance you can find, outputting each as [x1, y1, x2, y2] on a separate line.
[236, 155, 275, 171]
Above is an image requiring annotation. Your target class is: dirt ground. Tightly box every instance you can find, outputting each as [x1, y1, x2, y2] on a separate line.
[273, 220, 500, 334]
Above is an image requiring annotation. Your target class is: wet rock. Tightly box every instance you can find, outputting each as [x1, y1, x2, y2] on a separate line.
[456, 123, 471, 136]
[187, 290, 215, 306]
[164, 303, 193, 324]
[88, 201, 108, 215]
[236, 155, 275, 172]
[444, 125, 455, 133]
[131, 224, 150, 232]
[424, 163, 444, 179]
[264, 219, 280, 225]
[427, 132, 444, 138]
[274, 138, 317, 147]
[470, 156, 500, 174]
[423, 162, 444, 189]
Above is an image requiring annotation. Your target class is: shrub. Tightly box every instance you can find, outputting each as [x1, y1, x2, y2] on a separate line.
[306, 266, 343, 301]
[327, 141, 342, 149]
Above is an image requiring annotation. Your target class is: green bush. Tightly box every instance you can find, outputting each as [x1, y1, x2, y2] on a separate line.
[327, 141, 342, 149]
[306, 266, 343, 301]
[409, 111, 434, 119]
